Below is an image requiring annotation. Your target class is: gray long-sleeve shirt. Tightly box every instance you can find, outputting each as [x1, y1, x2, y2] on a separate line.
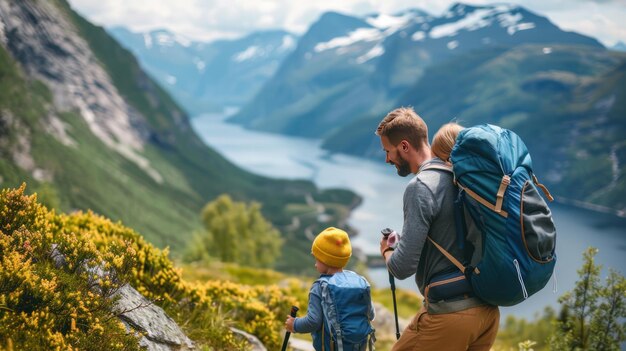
[387, 158, 486, 314]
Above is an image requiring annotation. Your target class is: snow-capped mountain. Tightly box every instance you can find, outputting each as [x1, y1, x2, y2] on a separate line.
[108, 27, 298, 115]
[230, 3, 604, 137]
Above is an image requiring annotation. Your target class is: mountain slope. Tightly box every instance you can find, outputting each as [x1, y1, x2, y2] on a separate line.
[324, 44, 626, 213]
[230, 3, 604, 138]
[109, 27, 298, 115]
[0, 0, 358, 269]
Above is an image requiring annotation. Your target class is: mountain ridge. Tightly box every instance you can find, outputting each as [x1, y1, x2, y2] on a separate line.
[0, 0, 359, 273]
[229, 2, 605, 138]
[108, 26, 298, 115]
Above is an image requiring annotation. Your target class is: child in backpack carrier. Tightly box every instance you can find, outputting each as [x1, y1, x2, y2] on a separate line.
[432, 122, 463, 163]
[285, 227, 376, 351]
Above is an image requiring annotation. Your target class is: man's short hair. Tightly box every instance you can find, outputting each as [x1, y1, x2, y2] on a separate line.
[375, 107, 429, 150]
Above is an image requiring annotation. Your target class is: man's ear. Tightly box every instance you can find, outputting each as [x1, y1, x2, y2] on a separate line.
[400, 140, 410, 152]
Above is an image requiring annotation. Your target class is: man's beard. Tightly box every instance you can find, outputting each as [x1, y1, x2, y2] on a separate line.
[395, 157, 411, 177]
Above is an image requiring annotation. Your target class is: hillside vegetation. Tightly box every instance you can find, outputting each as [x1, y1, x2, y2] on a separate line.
[0, 0, 359, 274]
[2, 184, 624, 350]
[0, 184, 419, 350]
[0, 185, 300, 350]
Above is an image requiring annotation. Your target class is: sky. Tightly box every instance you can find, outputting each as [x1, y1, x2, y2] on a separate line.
[67, 0, 626, 47]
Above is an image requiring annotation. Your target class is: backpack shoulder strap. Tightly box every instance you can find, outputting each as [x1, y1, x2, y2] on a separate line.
[421, 162, 481, 276]
[420, 163, 453, 174]
[319, 277, 343, 351]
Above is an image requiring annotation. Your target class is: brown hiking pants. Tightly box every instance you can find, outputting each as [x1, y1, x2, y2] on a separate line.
[391, 305, 500, 351]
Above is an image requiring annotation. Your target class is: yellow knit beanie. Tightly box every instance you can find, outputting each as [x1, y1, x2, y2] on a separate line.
[311, 227, 352, 268]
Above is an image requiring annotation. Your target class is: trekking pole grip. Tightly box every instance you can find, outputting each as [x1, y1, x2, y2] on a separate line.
[281, 306, 299, 351]
[289, 306, 299, 318]
[381, 227, 393, 239]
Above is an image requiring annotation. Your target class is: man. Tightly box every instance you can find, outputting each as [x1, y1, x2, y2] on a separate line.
[376, 107, 499, 350]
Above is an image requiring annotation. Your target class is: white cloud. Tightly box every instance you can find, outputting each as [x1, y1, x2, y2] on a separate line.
[67, 0, 625, 46]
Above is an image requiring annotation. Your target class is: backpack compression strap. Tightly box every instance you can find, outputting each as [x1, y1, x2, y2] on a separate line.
[427, 237, 480, 276]
[422, 162, 511, 217]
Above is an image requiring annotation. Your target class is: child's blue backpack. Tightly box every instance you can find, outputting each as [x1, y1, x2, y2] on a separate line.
[429, 124, 557, 306]
[315, 270, 376, 351]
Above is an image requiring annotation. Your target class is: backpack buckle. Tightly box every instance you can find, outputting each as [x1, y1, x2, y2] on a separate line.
[464, 265, 480, 277]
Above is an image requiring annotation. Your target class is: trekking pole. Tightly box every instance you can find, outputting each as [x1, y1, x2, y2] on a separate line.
[281, 305, 299, 351]
[381, 228, 401, 340]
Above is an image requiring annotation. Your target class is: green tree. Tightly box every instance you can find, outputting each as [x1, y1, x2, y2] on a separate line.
[550, 247, 626, 350]
[588, 270, 626, 350]
[185, 194, 283, 268]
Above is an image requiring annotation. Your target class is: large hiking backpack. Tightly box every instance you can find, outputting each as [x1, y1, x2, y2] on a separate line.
[315, 270, 375, 351]
[429, 124, 557, 306]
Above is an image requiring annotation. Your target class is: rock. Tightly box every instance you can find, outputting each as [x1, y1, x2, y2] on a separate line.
[48, 244, 195, 350]
[288, 337, 315, 351]
[115, 284, 195, 351]
[0, 0, 163, 183]
[230, 328, 266, 351]
[371, 302, 410, 341]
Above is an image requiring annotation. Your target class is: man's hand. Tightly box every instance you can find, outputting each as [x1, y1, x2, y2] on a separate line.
[380, 236, 393, 260]
[285, 315, 295, 333]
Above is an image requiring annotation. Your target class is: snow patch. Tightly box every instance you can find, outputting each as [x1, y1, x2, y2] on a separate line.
[234, 45, 260, 62]
[498, 12, 523, 27]
[314, 28, 382, 53]
[366, 13, 412, 29]
[155, 32, 175, 47]
[154, 32, 191, 47]
[507, 22, 535, 35]
[143, 33, 153, 49]
[543, 47, 552, 54]
[430, 8, 494, 38]
[356, 44, 384, 64]
[430, 5, 526, 39]
[279, 35, 296, 51]
[412, 31, 426, 41]
[193, 57, 205, 72]
[447, 40, 459, 49]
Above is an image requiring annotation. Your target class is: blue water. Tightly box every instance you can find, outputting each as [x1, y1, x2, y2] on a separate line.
[191, 112, 626, 321]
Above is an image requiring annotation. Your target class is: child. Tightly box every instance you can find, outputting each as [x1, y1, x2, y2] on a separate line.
[285, 227, 375, 351]
[432, 122, 464, 163]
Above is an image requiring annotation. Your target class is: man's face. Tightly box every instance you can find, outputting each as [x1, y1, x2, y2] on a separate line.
[381, 135, 411, 177]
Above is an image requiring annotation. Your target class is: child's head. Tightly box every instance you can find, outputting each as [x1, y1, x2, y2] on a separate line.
[432, 122, 464, 162]
[311, 227, 352, 272]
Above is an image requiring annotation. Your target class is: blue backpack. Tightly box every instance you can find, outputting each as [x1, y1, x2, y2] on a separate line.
[428, 124, 557, 306]
[314, 271, 376, 351]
